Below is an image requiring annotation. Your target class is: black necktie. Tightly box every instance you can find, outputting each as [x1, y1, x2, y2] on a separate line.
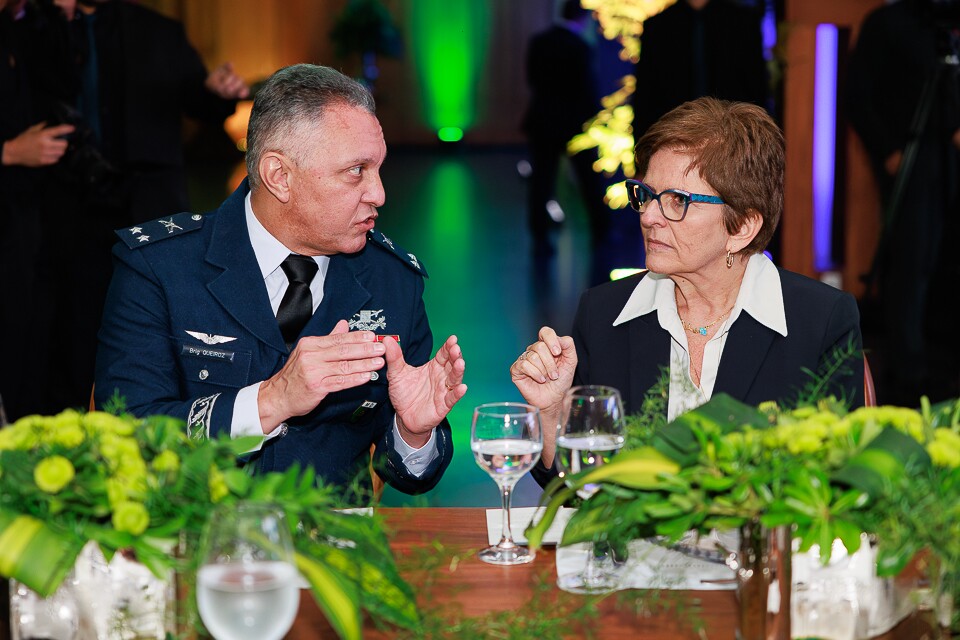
[277, 254, 319, 350]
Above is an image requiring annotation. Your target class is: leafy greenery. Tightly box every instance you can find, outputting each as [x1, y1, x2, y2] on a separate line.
[526, 391, 960, 580]
[0, 409, 417, 640]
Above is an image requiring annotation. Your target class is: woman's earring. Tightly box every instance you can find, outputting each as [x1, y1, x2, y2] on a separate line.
[726, 250, 734, 269]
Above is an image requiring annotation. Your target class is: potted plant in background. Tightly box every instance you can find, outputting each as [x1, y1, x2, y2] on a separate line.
[330, 0, 403, 92]
[0, 407, 418, 640]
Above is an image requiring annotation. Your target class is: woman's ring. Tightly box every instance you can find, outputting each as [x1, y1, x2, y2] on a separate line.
[519, 352, 527, 361]
[446, 384, 455, 391]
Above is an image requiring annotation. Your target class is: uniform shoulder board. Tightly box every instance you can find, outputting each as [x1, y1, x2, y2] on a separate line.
[116, 211, 204, 249]
[367, 230, 429, 277]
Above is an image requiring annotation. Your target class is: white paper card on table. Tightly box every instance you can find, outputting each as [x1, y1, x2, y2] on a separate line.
[485, 507, 574, 546]
[556, 539, 738, 592]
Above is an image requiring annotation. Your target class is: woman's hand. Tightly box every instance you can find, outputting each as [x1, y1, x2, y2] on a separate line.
[509, 327, 577, 467]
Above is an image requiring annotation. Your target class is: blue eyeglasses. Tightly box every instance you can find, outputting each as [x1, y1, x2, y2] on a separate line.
[625, 179, 725, 222]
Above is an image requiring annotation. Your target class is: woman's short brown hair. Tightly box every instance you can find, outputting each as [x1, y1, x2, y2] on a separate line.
[634, 97, 783, 255]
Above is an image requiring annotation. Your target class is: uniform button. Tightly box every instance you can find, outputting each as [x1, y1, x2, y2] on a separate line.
[191, 214, 201, 221]
[370, 371, 379, 381]
[199, 369, 209, 380]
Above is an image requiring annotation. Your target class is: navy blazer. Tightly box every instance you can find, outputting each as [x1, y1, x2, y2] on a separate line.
[532, 268, 864, 486]
[95, 182, 452, 495]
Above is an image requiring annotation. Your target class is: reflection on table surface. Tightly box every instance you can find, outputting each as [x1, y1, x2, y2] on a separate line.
[287, 508, 936, 640]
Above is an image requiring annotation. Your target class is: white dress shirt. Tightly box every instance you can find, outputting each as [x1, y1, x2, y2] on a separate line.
[229, 193, 437, 475]
[612, 253, 788, 420]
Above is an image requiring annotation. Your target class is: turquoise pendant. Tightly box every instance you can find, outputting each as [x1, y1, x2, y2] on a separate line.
[698, 327, 707, 336]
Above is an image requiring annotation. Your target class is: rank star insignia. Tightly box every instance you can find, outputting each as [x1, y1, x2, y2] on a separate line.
[408, 253, 420, 269]
[159, 218, 183, 233]
[129, 226, 143, 234]
[380, 232, 395, 250]
[348, 309, 387, 331]
[137, 235, 150, 242]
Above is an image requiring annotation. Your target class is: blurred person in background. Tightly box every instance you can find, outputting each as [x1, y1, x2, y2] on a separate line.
[846, 0, 960, 405]
[522, 0, 611, 278]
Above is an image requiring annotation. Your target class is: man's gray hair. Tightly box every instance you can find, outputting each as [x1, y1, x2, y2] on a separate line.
[245, 64, 375, 189]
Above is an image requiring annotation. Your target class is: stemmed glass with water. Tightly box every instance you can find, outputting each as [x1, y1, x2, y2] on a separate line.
[555, 385, 626, 593]
[471, 402, 543, 565]
[196, 503, 300, 640]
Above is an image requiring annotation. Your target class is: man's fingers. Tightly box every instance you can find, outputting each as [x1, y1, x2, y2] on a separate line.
[322, 371, 380, 393]
[329, 319, 350, 335]
[45, 124, 75, 137]
[383, 335, 404, 368]
[336, 356, 384, 375]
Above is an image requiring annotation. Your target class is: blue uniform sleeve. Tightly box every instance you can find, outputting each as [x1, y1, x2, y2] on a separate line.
[94, 242, 238, 436]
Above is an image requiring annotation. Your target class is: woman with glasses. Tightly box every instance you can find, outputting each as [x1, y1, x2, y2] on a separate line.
[510, 97, 864, 485]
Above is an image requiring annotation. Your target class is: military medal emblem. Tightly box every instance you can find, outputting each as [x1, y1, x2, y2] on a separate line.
[348, 309, 387, 331]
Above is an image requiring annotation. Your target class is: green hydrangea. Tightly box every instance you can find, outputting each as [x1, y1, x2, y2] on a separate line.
[111, 501, 150, 536]
[929, 428, 960, 468]
[209, 465, 229, 503]
[34, 456, 75, 494]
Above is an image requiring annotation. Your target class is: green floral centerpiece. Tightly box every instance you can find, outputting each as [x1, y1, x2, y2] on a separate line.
[0, 408, 418, 640]
[527, 390, 960, 636]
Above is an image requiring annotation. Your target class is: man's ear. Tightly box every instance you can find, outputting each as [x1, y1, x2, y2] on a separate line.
[259, 152, 292, 203]
[730, 208, 763, 251]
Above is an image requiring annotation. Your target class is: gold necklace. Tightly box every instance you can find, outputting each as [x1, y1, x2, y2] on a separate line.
[680, 311, 729, 336]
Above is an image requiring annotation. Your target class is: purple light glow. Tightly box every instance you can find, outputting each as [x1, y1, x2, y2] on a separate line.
[813, 24, 838, 272]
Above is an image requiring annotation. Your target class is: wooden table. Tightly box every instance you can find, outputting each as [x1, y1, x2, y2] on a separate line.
[288, 508, 936, 639]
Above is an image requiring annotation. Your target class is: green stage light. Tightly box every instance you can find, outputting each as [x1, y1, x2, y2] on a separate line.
[437, 127, 463, 142]
[409, 1, 490, 134]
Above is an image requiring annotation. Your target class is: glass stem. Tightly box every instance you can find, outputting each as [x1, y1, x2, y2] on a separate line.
[498, 481, 516, 549]
[583, 540, 609, 585]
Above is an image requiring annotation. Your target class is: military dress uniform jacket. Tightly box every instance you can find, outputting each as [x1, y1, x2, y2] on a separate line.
[95, 182, 453, 494]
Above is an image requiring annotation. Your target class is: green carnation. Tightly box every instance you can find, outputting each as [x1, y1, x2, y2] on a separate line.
[112, 501, 150, 536]
[34, 455, 75, 493]
[151, 450, 180, 473]
[209, 466, 229, 503]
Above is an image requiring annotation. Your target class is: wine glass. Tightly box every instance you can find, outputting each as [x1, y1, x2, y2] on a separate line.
[9, 577, 79, 640]
[471, 402, 543, 565]
[555, 385, 626, 593]
[196, 503, 300, 640]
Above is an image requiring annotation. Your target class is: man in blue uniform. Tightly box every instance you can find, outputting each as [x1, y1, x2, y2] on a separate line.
[94, 64, 467, 497]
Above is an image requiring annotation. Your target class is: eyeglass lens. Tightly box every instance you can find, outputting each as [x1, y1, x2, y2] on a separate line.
[630, 182, 689, 221]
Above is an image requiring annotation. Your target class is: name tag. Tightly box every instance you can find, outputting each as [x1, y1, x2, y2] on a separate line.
[181, 345, 235, 361]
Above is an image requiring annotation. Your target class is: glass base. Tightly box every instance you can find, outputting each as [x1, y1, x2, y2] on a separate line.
[478, 544, 536, 566]
[556, 572, 621, 594]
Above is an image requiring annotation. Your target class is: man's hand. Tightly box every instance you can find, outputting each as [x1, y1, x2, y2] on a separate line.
[884, 149, 903, 176]
[384, 335, 466, 448]
[257, 320, 386, 433]
[1, 123, 75, 167]
[509, 326, 577, 466]
[205, 62, 250, 100]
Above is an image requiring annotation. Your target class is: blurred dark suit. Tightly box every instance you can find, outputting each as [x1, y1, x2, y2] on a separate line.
[631, 0, 769, 138]
[522, 12, 609, 268]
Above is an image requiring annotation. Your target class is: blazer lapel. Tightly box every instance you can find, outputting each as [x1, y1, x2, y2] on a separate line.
[205, 185, 287, 353]
[304, 253, 372, 337]
[714, 313, 776, 400]
[627, 311, 671, 413]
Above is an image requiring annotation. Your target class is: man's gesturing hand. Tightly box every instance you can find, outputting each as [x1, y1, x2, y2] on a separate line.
[257, 320, 386, 433]
[384, 335, 466, 448]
